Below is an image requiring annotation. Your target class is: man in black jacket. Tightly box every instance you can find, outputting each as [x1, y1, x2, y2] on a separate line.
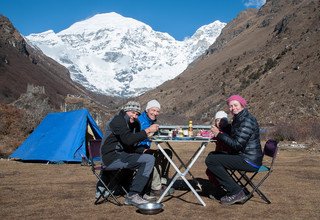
[206, 95, 263, 205]
[98, 101, 159, 206]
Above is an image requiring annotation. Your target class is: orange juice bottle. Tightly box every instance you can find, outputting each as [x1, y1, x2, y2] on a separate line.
[188, 120, 193, 137]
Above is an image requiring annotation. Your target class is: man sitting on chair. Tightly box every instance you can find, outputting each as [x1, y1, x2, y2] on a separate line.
[136, 100, 174, 197]
[96, 101, 159, 207]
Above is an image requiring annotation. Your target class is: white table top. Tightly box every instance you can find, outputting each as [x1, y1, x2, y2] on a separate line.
[151, 136, 213, 142]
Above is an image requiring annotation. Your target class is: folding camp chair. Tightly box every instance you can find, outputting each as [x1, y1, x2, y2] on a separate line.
[228, 139, 278, 204]
[87, 139, 128, 206]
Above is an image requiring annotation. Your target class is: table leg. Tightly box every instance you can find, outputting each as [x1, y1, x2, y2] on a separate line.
[155, 141, 208, 206]
[166, 142, 205, 191]
[181, 142, 208, 192]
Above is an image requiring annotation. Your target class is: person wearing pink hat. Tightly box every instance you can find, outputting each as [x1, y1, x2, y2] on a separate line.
[205, 95, 263, 205]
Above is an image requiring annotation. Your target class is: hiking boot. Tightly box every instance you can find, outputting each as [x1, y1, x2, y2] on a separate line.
[208, 185, 227, 200]
[95, 186, 111, 199]
[220, 189, 248, 205]
[142, 194, 157, 202]
[124, 194, 149, 206]
[150, 185, 175, 197]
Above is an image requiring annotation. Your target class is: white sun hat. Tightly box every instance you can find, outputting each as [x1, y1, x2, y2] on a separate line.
[214, 110, 228, 120]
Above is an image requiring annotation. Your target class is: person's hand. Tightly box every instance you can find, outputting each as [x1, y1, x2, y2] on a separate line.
[211, 125, 220, 137]
[145, 124, 159, 137]
[148, 124, 159, 133]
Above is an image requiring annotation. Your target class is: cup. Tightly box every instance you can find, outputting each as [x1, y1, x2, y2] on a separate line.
[148, 132, 154, 138]
[172, 130, 177, 138]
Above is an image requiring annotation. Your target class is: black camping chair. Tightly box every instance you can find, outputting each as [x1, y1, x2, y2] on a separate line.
[88, 139, 128, 206]
[228, 139, 279, 204]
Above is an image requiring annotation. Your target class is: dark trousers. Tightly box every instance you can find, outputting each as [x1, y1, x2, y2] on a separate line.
[205, 153, 258, 195]
[161, 149, 172, 179]
[97, 169, 134, 194]
[100, 151, 155, 195]
[142, 148, 173, 191]
[148, 148, 172, 179]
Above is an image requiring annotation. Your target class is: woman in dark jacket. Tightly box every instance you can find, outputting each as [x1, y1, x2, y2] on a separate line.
[205, 94, 263, 205]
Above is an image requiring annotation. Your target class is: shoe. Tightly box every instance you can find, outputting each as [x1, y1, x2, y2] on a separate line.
[124, 194, 149, 206]
[220, 189, 248, 205]
[209, 194, 218, 200]
[161, 177, 168, 185]
[142, 194, 157, 202]
[208, 185, 227, 200]
[150, 185, 175, 197]
[95, 186, 111, 199]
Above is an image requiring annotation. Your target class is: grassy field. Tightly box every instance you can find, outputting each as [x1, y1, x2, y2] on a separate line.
[1, 142, 319, 220]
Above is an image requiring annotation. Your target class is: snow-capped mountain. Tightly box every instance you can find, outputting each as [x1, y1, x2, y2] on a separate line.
[26, 12, 226, 97]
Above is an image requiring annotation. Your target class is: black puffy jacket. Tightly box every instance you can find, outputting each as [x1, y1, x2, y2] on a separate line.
[100, 110, 148, 161]
[216, 108, 263, 166]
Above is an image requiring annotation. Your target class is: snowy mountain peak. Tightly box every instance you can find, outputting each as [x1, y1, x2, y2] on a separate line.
[60, 12, 150, 35]
[191, 20, 226, 41]
[26, 12, 226, 97]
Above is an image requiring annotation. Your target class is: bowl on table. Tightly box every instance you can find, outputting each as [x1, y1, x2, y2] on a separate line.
[137, 202, 164, 215]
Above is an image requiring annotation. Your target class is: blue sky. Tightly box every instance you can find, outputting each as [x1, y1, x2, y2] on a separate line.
[1, 0, 266, 40]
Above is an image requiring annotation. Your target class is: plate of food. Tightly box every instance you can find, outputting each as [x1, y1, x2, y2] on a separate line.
[197, 130, 214, 139]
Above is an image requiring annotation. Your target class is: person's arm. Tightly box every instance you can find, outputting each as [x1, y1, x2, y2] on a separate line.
[110, 116, 147, 146]
[216, 120, 254, 152]
[137, 114, 152, 149]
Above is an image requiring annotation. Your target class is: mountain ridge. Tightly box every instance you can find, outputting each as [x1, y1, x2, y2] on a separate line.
[1, 0, 319, 156]
[25, 12, 226, 97]
[137, 0, 320, 126]
[0, 14, 120, 115]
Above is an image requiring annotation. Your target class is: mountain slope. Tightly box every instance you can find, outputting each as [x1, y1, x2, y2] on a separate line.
[137, 0, 320, 125]
[0, 15, 124, 155]
[0, 16, 80, 106]
[0, 15, 121, 111]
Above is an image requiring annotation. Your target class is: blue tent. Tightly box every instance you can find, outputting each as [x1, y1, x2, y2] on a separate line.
[10, 109, 103, 163]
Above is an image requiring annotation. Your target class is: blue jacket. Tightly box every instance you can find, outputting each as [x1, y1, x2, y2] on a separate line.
[137, 111, 156, 152]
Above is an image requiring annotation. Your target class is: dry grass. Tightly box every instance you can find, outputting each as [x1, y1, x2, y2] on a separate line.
[1, 142, 320, 220]
[267, 119, 320, 143]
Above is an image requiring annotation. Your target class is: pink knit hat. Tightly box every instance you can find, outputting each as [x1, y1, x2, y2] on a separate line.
[227, 95, 247, 107]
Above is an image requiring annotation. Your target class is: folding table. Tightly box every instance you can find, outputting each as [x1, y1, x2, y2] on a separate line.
[152, 138, 213, 207]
